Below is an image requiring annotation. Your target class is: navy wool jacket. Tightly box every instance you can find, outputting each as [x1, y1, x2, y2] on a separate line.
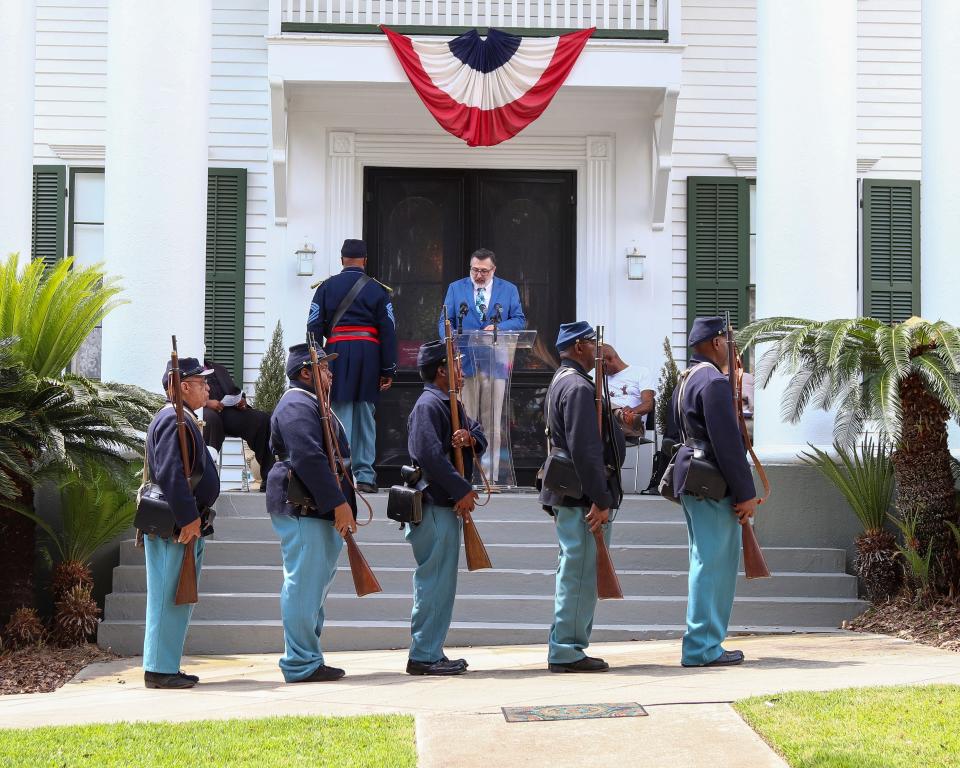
[146, 405, 220, 527]
[669, 355, 756, 504]
[266, 383, 355, 520]
[539, 359, 626, 511]
[408, 384, 487, 508]
[307, 267, 398, 403]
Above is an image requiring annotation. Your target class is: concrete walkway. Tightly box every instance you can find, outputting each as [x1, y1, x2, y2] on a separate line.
[3, 633, 960, 767]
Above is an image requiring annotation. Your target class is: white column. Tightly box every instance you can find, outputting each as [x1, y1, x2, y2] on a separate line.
[921, 2, 960, 326]
[102, 2, 212, 391]
[754, 1, 858, 456]
[0, 1, 35, 258]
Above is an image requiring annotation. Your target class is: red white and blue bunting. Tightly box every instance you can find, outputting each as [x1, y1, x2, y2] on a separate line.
[383, 26, 594, 147]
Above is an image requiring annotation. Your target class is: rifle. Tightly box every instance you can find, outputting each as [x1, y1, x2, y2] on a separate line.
[592, 326, 624, 600]
[725, 312, 771, 580]
[171, 335, 199, 606]
[307, 334, 383, 597]
[442, 308, 493, 571]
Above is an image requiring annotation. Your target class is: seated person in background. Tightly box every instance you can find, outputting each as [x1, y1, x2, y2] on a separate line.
[602, 344, 655, 439]
[202, 358, 274, 490]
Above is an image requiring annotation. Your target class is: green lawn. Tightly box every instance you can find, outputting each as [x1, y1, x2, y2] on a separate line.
[0, 714, 416, 768]
[735, 685, 960, 768]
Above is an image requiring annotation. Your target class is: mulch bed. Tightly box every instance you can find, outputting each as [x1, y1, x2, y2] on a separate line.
[0, 643, 117, 695]
[848, 596, 960, 652]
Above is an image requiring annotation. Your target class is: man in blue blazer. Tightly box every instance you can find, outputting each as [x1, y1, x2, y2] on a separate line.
[438, 248, 526, 483]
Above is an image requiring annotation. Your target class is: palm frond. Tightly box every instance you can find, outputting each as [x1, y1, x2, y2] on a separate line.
[875, 322, 911, 379]
[912, 354, 960, 420]
[800, 440, 894, 532]
[0, 254, 127, 378]
[866, 368, 903, 445]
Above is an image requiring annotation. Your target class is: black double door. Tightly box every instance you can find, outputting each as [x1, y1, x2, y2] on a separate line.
[364, 167, 577, 487]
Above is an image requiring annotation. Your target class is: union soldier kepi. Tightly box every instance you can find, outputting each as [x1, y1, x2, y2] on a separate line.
[307, 238, 398, 493]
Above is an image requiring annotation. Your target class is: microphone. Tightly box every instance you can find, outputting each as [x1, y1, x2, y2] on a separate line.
[492, 304, 503, 343]
[457, 302, 468, 334]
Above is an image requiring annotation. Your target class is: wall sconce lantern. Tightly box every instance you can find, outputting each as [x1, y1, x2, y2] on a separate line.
[626, 246, 646, 280]
[295, 240, 316, 276]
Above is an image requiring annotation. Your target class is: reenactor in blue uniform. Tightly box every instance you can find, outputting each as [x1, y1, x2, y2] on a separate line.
[404, 340, 488, 676]
[143, 358, 220, 690]
[265, 342, 358, 683]
[307, 238, 398, 493]
[540, 322, 625, 673]
[670, 316, 757, 667]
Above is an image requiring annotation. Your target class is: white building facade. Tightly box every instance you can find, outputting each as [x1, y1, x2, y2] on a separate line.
[6, 0, 953, 479]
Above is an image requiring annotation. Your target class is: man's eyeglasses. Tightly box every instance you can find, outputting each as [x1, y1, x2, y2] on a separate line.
[470, 267, 493, 276]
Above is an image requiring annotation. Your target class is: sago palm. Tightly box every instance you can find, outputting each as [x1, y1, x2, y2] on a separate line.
[0, 343, 159, 621]
[800, 440, 900, 602]
[0, 253, 160, 622]
[739, 316, 960, 593]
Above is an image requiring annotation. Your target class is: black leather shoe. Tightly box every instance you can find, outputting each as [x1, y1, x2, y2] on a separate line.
[441, 655, 468, 670]
[356, 482, 378, 494]
[144, 671, 197, 689]
[179, 670, 199, 683]
[294, 664, 346, 683]
[406, 658, 467, 676]
[548, 656, 609, 673]
[682, 650, 745, 668]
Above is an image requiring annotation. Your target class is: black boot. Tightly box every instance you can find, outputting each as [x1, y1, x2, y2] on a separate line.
[294, 664, 346, 682]
[548, 656, 610, 673]
[406, 658, 467, 676]
[144, 671, 197, 689]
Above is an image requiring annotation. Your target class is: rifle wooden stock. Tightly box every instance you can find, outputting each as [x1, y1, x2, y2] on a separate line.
[170, 336, 199, 606]
[725, 314, 771, 580]
[741, 522, 769, 580]
[594, 528, 623, 600]
[592, 325, 624, 600]
[308, 335, 382, 597]
[443, 312, 492, 571]
[344, 531, 382, 596]
[462, 512, 492, 571]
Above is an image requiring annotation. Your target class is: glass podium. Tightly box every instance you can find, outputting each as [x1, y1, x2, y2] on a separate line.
[455, 329, 537, 489]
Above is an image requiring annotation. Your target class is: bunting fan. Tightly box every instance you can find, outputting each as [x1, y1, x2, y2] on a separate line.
[383, 26, 594, 147]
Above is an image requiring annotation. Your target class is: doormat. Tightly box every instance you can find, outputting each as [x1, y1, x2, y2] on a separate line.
[502, 702, 648, 722]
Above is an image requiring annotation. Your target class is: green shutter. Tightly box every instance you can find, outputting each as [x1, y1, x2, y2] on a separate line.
[862, 179, 920, 324]
[205, 168, 247, 384]
[686, 177, 750, 333]
[32, 165, 66, 267]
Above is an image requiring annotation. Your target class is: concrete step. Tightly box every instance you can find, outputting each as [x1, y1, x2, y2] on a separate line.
[110, 564, 857, 598]
[104, 591, 866, 628]
[97, 618, 849, 656]
[212, 491, 682, 521]
[206, 516, 689, 545]
[118, 539, 846, 572]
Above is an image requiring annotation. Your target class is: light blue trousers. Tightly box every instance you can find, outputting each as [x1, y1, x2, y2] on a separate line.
[405, 503, 461, 662]
[271, 513, 344, 682]
[143, 536, 205, 674]
[680, 494, 741, 666]
[548, 505, 612, 665]
[332, 400, 377, 485]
